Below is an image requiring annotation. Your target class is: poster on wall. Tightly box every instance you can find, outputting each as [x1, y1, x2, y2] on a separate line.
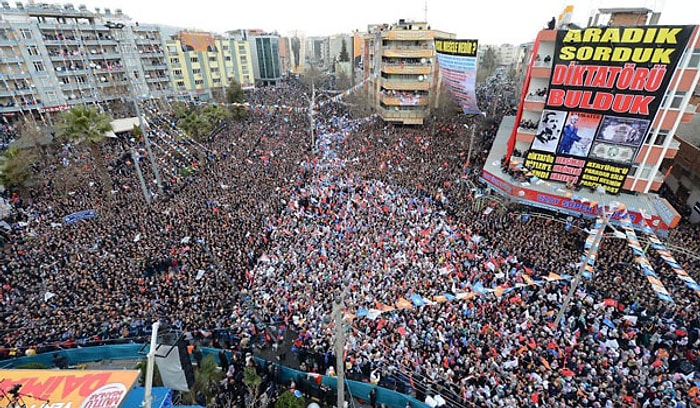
[435, 39, 481, 115]
[524, 25, 694, 194]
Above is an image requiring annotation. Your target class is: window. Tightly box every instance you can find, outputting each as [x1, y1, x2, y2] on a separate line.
[213, 78, 221, 84]
[190, 57, 198, 63]
[173, 69, 182, 76]
[168, 46, 178, 53]
[222, 45, 229, 51]
[208, 56, 217, 62]
[170, 57, 180, 65]
[27, 46, 39, 56]
[661, 91, 686, 109]
[176, 80, 185, 87]
[687, 48, 700, 67]
[238, 45, 246, 53]
[239, 56, 247, 64]
[225, 56, 232, 62]
[644, 128, 668, 145]
[192, 68, 201, 74]
[210, 67, 219, 73]
[32, 61, 45, 72]
[20, 29, 32, 39]
[241, 67, 249, 74]
[194, 79, 204, 85]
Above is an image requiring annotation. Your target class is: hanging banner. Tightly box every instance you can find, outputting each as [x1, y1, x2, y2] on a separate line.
[525, 26, 694, 194]
[63, 209, 97, 225]
[435, 38, 481, 114]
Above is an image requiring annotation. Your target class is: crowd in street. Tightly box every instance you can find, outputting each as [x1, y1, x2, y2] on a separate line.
[1, 75, 699, 408]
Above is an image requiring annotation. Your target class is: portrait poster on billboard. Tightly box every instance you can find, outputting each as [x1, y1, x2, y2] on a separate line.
[524, 25, 694, 194]
[435, 39, 481, 114]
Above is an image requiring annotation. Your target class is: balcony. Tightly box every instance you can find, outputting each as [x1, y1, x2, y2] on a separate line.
[144, 64, 168, 70]
[380, 77, 430, 91]
[381, 47, 434, 59]
[376, 106, 427, 124]
[383, 31, 434, 41]
[0, 56, 24, 64]
[0, 71, 31, 79]
[380, 93, 429, 106]
[55, 67, 90, 75]
[0, 88, 34, 97]
[88, 52, 122, 60]
[382, 63, 431, 75]
[146, 76, 170, 83]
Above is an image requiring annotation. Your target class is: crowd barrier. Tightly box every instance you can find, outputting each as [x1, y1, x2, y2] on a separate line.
[1, 344, 429, 408]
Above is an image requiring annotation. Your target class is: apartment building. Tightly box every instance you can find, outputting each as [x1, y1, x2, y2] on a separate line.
[360, 19, 455, 125]
[0, 2, 171, 122]
[479, 8, 700, 235]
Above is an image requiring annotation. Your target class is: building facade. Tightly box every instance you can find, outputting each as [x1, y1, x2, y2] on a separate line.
[479, 8, 700, 235]
[361, 19, 454, 125]
[245, 29, 281, 86]
[0, 2, 171, 122]
[164, 30, 254, 101]
[509, 12, 700, 195]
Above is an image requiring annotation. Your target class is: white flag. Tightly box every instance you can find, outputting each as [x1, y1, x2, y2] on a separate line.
[180, 236, 191, 244]
[44, 291, 56, 302]
[195, 269, 206, 280]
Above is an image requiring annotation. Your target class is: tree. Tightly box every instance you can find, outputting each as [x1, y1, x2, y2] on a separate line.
[0, 147, 37, 190]
[275, 390, 306, 408]
[14, 120, 53, 167]
[226, 80, 248, 120]
[182, 354, 224, 406]
[477, 46, 498, 84]
[56, 106, 114, 197]
[243, 365, 262, 408]
[135, 360, 163, 388]
[339, 40, 350, 62]
[171, 101, 190, 119]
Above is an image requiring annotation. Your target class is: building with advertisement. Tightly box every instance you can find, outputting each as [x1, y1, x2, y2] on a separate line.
[359, 19, 454, 125]
[165, 30, 254, 101]
[0, 2, 172, 122]
[480, 8, 700, 235]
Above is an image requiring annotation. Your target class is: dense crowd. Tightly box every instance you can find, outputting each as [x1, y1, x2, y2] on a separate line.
[1, 75, 699, 408]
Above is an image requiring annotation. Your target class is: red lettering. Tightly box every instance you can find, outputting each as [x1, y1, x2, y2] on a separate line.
[17, 376, 62, 401]
[592, 92, 614, 110]
[551, 64, 567, 85]
[629, 95, 654, 115]
[61, 374, 110, 398]
[547, 89, 565, 106]
[611, 94, 633, 113]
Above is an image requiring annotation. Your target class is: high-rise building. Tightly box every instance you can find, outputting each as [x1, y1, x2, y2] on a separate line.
[360, 19, 455, 125]
[164, 30, 254, 101]
[480, 7, 700, 236]
[243, 29, 281, 86]
[0, 2, 172, 122]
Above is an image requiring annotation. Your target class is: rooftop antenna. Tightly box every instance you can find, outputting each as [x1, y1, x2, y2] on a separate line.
[424, 0, 428, 22]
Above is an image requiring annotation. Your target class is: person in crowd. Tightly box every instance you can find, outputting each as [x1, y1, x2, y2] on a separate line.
[0, 75, 698, 408]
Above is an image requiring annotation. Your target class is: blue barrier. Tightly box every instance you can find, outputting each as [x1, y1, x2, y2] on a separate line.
[1, 344, 429, 408]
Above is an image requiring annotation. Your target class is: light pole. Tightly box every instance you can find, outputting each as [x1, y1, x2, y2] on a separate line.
[107, 22, 163, 196]
[465, 113, 486, 169]
[554, 202, 620, 328]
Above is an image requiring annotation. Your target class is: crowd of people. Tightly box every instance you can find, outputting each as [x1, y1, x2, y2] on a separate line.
[0, 74, 699, 408]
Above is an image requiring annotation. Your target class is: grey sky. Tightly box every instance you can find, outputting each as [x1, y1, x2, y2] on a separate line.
[64, 0, 696, 45]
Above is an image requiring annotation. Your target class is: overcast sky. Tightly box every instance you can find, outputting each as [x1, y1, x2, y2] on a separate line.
[64, 0, 697, 45]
